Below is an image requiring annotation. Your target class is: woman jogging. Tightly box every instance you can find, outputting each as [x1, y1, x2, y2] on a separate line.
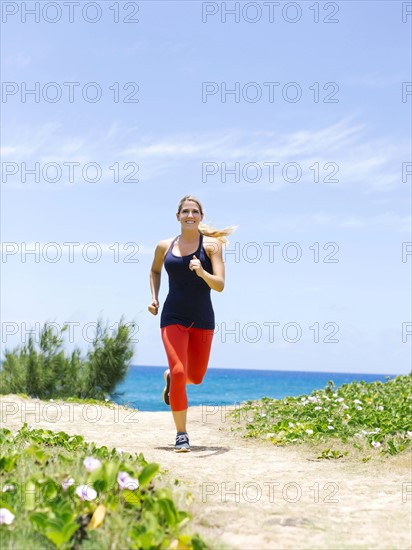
[148, 195, 234, 452]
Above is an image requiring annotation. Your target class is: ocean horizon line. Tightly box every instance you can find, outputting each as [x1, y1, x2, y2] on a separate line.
[114, 367, 402, 411]
[128, 365, 400, 377]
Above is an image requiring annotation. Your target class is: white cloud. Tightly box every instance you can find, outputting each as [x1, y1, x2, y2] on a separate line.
[0, 242, 153, 257]
[344, 71, 403, 88]
[1, 118, 409, 193]
[260, 212, 410, 233]
[3, 53, 31, 68]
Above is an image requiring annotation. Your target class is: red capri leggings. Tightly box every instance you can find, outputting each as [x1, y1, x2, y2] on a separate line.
[161, 324, 214, 411]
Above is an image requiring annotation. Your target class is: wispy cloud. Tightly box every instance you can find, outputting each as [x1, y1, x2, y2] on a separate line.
[344, 71, 403, 88]
[2, 118, 408, 192]
[0, 242, 153, 257]
[2, 53, 31, 68]
[259, 212, 411, 234]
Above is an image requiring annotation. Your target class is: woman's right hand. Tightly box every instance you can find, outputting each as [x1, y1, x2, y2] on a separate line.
[148, 299, 159, 315]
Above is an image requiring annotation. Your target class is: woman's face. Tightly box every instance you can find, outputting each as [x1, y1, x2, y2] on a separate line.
[176, 200, 203, 230]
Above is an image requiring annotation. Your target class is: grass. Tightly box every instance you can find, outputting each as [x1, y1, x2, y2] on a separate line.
[0, 424, 206, 549]
[229, 374, 412, 459]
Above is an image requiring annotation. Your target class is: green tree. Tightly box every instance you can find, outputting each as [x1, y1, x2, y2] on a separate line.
[83, 317, 135, 399]
[0, 318, 135, 400]
[26, 335, 42, 397]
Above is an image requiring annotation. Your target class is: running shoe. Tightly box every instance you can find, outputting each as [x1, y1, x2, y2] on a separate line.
[162, 370, 170, 405]
[174, 432, 191, 452]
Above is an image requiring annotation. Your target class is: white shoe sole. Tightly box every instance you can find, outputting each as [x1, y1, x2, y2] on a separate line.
[162, 371, 170, 405]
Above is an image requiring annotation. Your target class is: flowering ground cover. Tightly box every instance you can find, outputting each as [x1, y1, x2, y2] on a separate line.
[230, 374, 412, 458]
[0, 424, 205, 549]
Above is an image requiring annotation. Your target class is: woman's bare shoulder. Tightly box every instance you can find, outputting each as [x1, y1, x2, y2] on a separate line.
[155, 238, 174, 253]
[203, 236, 222, 255]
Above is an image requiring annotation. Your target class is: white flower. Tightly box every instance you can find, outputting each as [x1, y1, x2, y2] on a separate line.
[346, 415, 351, 419]
[2, 484, 14, 493]
[247, 417, 253, 423]
[324, 396, 331, 401]
[288, 422, 294, 428]
[374, 428, 380, 433]
[337, 397, 344, 403]
[356, 406, 362, 411]
[83, 457, 101, 472]
[0, 508, 15, 525]
[117, 471, 139, 491]
[105, 398, 109, 402]
[305, 429, 313, 435]
[406, 431, 412, 439]
[371, 441, 381, 448]
[328, 425, 335, 430]
[260, 413, 267, 417]
[342, 404, 349, 410]
[328, 418, 333, 423]
[308, 396, 318, 403]
[116, 448, 126, 455]
[75, 485, 97, 501]
[353, 399, 362, 404]
[377, 406, 384, 411]
[49, 399, 54, 402]
[61, 478, 75, 491]
[314, 406, 322, 411]
[333, 393, 338, 397]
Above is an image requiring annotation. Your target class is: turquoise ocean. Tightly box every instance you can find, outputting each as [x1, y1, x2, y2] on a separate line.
[112, 366, 393, 411]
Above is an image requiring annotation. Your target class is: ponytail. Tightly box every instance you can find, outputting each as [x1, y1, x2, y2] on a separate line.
[198, 223, 237, 244]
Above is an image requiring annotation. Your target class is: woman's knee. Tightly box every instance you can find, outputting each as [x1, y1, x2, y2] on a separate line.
[171, 367, 186, 385]
[188, 371, 205, 385]
[170, 368, 187, 410]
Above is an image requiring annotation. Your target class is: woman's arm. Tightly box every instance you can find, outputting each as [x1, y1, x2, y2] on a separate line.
[148, 240, 169, 315]
[190, 238, 225, 292]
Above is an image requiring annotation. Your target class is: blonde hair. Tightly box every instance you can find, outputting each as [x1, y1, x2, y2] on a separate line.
[177, 195, 237, 244]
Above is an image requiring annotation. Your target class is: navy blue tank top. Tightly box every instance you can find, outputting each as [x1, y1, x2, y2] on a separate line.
[160, 233, 215, 329]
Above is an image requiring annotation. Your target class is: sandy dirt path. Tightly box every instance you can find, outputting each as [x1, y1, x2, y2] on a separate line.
[1, 395, 411, 550]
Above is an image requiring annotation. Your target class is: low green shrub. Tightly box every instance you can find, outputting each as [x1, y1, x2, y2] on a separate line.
[230, 374, 412, 456]
[0, 424, 206, 549]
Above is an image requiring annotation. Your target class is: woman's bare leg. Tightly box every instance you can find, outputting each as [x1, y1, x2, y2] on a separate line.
[172, 409, 187, 433]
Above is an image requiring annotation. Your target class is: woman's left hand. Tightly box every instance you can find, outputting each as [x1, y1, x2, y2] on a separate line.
[189, 255, 204, 277]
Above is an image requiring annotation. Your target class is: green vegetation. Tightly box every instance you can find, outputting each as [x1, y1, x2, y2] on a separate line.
[0, 319, 135, 400]
[0, 424, 206, 549]
[230, 374, 412, 456]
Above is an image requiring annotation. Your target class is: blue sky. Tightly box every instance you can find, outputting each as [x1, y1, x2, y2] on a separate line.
[1, 1, 411, 374]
